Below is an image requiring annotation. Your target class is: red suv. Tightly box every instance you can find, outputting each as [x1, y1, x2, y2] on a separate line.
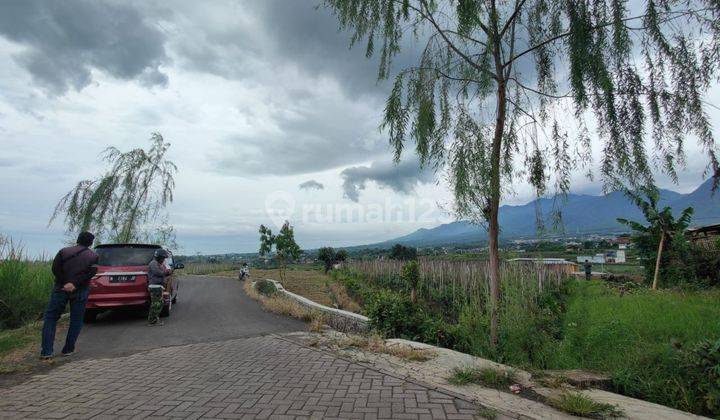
[84, 244, 183, 322]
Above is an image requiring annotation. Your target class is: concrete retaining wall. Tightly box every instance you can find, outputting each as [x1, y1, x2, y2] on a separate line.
[263, 279, 369, 334]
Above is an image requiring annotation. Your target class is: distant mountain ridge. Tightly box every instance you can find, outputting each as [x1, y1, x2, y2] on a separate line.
[372, 179, 720, 248]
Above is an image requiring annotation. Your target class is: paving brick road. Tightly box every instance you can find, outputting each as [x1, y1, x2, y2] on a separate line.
[0, 335, 480, 419]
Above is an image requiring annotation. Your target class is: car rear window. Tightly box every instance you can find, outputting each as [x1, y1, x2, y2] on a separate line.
[96, 247, 158, 267]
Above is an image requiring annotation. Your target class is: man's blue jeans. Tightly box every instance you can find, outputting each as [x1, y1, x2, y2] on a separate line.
[40, 287, 90, 357]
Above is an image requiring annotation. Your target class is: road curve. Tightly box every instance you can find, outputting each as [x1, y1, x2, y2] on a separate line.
[73, 275, 305, 359]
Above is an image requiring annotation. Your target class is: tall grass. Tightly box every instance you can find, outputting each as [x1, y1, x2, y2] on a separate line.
[340, 259, 570, 366]
[345, 259, 566, 308]
[543, 280, 720, 415]
[183, 262, 238, 275]
[0, 238, 54, 329]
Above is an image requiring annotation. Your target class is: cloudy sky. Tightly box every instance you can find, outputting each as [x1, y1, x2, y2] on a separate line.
[0, 0, 717, 256]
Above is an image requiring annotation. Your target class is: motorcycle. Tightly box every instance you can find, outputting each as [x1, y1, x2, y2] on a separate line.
[239, 266, 250, 281]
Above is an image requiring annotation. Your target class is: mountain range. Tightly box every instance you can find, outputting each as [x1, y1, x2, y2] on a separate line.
[371, 179, 720, 248]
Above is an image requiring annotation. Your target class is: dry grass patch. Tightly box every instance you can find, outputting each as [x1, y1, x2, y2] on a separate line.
[334, 334, 436, 362]
[327, 283, 362, 313]
[243, 280, 325, 325]
[244, 269, 362, 314]
[0, 317, 68, 374]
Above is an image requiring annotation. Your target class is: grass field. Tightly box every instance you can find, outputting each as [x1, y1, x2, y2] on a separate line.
[544, 281, 720, 414]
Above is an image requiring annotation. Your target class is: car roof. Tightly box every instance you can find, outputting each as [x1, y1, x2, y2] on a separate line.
[95, 244, 162, 249]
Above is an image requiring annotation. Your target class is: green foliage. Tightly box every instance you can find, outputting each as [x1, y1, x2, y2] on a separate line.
[258, 221, 302, 282]
[400, 260, 420, 295]
[448, 366, 516, 388]
[254, 279, 277, 297]
[324, 0, 720, 221]
[544, 280, 720, 416]
[548, 393, 622, 418]
[0, 238, 54, 330]
[364, 289, 427, 340]
[388, 244, 417, 261]
[617, 187, 695, 287]
[677, 338, 720, 414]
[317, 247, 348, 273]
[50, 133, 177, 244]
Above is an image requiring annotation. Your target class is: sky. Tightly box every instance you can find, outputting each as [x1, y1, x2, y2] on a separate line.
[0, 0, 717, 257]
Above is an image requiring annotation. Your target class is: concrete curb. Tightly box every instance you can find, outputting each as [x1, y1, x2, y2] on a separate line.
[261, 279, 370, 334]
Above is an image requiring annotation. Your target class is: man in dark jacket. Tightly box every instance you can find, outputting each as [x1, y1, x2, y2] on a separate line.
[40, 232, 99, 359]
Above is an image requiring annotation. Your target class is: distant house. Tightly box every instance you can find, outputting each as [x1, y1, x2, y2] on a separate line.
[687, 223, 720, 251]
[508, 258, 578, 275]
[577, 254, 606, 264]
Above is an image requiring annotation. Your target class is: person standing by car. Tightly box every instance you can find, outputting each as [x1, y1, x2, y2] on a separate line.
[147, 249, 171, 326]
[40, 231, 99, 359]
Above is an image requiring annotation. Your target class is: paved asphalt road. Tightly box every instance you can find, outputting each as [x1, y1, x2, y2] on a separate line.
[73, 275, 305, 359]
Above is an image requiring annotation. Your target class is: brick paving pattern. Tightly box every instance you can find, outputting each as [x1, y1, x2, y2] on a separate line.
[0, 335, 479, 419]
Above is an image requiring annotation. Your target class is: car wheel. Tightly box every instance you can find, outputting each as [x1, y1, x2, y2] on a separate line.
[160, 301, 171, 317]
[84, 309, 99, 323]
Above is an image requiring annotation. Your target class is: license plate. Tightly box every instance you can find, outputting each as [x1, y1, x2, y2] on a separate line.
[110, 275, 136, 283]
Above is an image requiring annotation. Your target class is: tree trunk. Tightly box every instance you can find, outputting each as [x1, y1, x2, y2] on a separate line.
[487, 80, 507, 347]
[652, 231, 665, 290]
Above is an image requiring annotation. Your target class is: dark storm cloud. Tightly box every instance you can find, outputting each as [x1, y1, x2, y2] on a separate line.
[210, 90, 389, 176]
[299, 180, 324, 191]
[341, 157, 436, 202]
[0, 0, 168, 94]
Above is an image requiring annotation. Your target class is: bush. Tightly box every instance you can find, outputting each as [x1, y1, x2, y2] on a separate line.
[676, 338, 720, 415]
[254, 279, 277, 297]
[365, 289, 427, 340]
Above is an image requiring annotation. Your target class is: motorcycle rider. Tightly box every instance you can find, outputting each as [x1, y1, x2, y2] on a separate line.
[239, 262, 250, 281]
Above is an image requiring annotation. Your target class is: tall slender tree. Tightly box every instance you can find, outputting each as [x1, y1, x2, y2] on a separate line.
[323, 0, 720, 345]
[51, 133, 177, 244]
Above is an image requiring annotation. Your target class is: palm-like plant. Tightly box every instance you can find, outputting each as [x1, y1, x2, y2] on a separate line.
[617, 187, 693, 290]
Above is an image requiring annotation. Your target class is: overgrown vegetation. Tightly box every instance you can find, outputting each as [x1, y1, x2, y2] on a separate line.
[544, 281, 720, 416]
[0, 238, 54, 330]
[338, 259, 720, 416]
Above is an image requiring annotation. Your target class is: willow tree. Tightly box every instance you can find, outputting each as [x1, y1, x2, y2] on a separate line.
[323, 0, 720, 345]
[51, 133, 177, 244]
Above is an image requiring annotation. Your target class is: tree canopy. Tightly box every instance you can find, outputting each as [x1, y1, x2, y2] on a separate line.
[323, 0, 720, 345]
[50, 133, 177, 245]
